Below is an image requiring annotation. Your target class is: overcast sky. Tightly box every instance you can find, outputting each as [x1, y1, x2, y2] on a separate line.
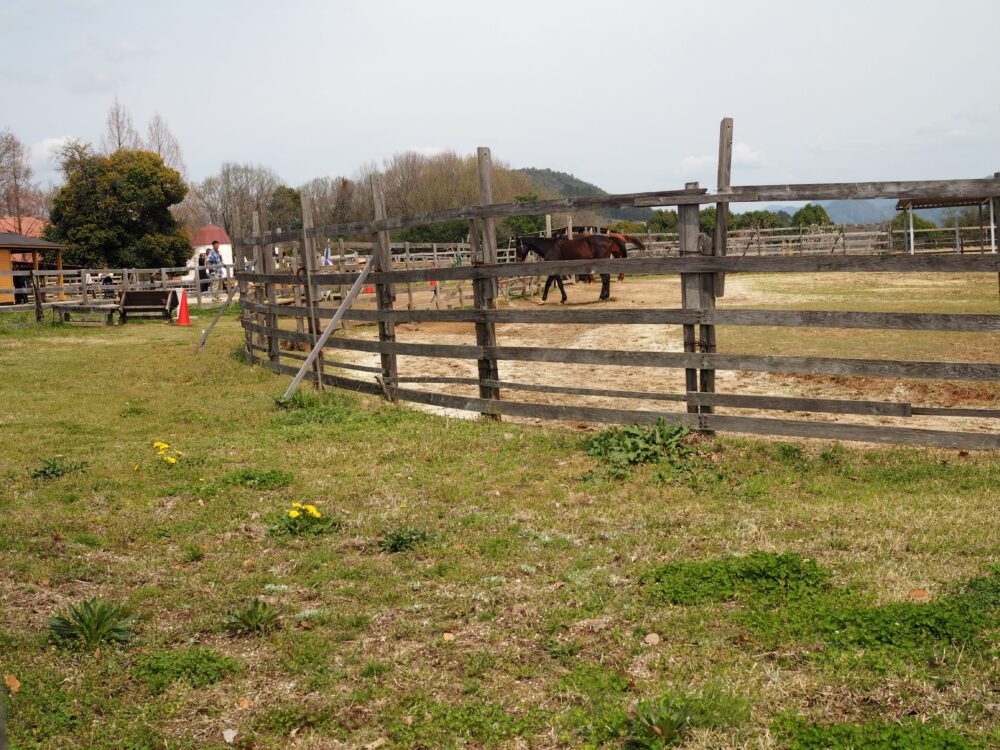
[2, 0, 998, 197]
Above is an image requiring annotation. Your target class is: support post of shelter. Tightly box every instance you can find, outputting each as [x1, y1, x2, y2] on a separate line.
[907, 202, 915, 254]
[57, 251, 64, 301]
[370, 174, 398, 393]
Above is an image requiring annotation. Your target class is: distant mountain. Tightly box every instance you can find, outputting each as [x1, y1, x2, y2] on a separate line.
[518, 167, 653, 223]
[818, 199, 951, 226]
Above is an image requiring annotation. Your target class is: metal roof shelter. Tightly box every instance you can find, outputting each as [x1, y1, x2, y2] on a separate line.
[0, 233, 67, 304]
[895, 173, 998, 254]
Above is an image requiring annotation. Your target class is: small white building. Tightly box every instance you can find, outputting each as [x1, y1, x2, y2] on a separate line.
[189, 224, 233, 275]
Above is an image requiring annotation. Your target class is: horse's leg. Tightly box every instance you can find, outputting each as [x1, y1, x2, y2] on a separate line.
[600, 273, 610, 300]
[542, 275, 555, 301]
[557, 276, 568, 303]
[618, 273, 625, 282]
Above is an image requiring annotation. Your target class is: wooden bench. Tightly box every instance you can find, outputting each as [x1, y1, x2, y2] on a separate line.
[54, 303, 119, 327]
[119, 290, 177, 323]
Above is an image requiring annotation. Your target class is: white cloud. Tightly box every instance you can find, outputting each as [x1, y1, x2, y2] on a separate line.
[30, 136, 75, 175]
[678, 154, 713, 175]
[115, 39, 144, 56]
[733, 141, 763, 166]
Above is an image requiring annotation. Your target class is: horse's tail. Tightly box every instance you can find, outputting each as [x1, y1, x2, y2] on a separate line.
[609, 234, 628, 258]
[621, 234, 644, 251]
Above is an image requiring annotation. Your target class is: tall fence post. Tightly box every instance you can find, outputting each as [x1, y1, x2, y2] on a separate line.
[679, 181, 712, 426]
[300, 193, 325, 389]
[474, 147, 501, 419]
[370, 174, 398, 393]
[713, 117, 732, 298]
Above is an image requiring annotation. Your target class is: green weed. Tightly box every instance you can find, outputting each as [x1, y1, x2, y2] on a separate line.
[133, 646, 242, 693]
[582, 419, 692, 480]
[378, 526, 434, 553]
[221, 468, 293, 490]
[47, 598, 135, 648]
[773, 715, 975, 749]
[224, 600, 282, 636]
[642, 552, 832, 605]
[29, 456, 88, 479]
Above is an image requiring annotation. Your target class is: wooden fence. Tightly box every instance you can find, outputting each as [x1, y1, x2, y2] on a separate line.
[0, 264, 238, 315]
[234, 137, 999, 449]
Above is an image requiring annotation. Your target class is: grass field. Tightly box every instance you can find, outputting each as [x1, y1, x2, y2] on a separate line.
[1, 295, 999, 749]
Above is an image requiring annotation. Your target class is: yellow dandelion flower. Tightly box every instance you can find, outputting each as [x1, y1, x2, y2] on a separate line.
[133, 464, 139, 472]
[175, 451, 183, 456]
[156, 450, 166, 455]
[304, 505, 316, 513]
[153, 442, 168, 449]
[312, 511, 322, 518]
[292, 502, 303, 509]
[288, 510, 300, 518]
[165, 456, 177, 464]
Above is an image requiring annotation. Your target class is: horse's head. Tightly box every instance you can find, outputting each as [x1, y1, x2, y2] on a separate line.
[514, 237, 531, 263]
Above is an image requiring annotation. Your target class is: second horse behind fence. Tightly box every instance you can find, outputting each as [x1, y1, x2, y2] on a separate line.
[515, 235, 627, 302]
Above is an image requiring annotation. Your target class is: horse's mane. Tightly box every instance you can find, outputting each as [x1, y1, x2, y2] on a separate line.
[607, 234, 628, 257]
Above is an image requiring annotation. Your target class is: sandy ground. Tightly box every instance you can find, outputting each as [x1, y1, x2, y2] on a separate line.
[328, 274, 999, 436]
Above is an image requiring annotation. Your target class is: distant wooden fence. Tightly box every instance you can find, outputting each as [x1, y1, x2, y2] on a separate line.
[0, 264, 238, 316]
[237, 138, 999, 449]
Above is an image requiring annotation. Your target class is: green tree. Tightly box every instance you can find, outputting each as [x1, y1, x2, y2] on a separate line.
[394, 219, 468, 243]
[609, 220, 646, 234]
[732, 210, 789, 230]
[699, 206, 718, 234]
[268, 185, 302, 231]
[504, 193, 546, 237]
[647, 209, 678, 233]
[890, 212, 936, 230]
[791, 203, 833, 226]
[46, 149, 189, 268]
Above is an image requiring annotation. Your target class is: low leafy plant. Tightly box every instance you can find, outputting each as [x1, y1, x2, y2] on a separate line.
[378, 526, 434, 553]
[642, 552, 832, 605]
[773, 715, 974, 749]
[625, 697, 692, 748]
[29, 456, 88, 480]
[224, 600, 282, 636]
[222, 468, 293, 491]
[47, 598, 135, 648]
[134, 647, 242, 693]
[582, 420, 691, 480]
[268, 502, 340, 537]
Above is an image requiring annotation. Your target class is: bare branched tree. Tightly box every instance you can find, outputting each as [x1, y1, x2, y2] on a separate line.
[145, 113, 186, 174]
[0, 127, 43, 232]
[102, 97, 140, 152]
[188, 162, 282, 239]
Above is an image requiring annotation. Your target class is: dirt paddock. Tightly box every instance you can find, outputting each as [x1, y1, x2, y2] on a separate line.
[332, 272, 1000, 437]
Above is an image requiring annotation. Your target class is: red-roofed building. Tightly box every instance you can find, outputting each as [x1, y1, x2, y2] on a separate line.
[0, 216, 46, 238]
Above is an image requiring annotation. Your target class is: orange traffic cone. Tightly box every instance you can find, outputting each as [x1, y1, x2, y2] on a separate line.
[176, 290, 191, 326]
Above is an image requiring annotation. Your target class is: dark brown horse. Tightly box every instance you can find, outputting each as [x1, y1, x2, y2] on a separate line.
[515, 235, 626, 302]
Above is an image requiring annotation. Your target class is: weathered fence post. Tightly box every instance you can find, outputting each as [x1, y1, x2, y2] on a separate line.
[679, 181, 716, 427]
[300, 193, 325, 389]
[713, 117, 732, 298]
[474, 147, 501, 419]
[370, 174, 398, 393]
